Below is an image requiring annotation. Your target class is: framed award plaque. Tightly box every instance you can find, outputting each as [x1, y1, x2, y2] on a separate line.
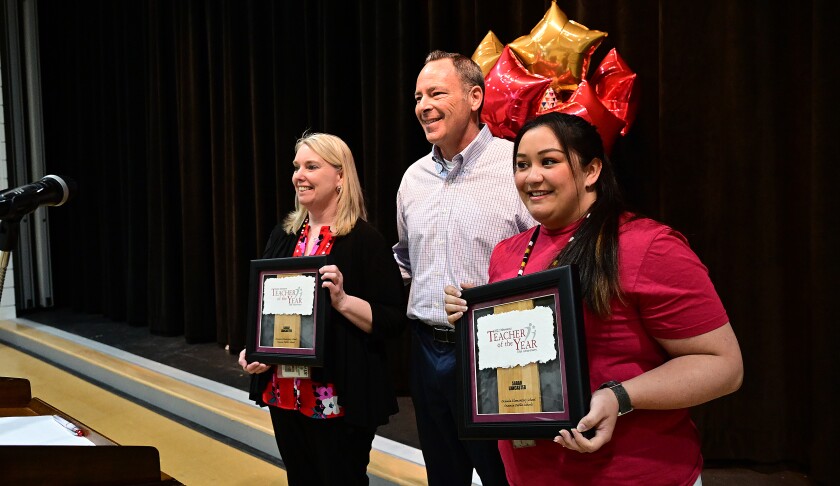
[245, 256, 330, 366]
[455, 265, 590, 439]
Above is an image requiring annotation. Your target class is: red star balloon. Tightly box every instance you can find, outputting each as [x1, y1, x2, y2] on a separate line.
[482, 46, 552, 140]
[509, 1, 607, 92]
[590, 48, 640, 136]
[472, 30, 505, 77]
[545, 80, 625, 155]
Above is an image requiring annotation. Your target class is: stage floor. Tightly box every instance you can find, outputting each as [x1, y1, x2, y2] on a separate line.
[1, 314, 428, 485]
[19, 307, 422, 450]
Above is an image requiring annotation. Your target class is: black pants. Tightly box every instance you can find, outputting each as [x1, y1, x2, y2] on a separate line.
[269, 406, 376, 486]
[410, 322, 509, 486]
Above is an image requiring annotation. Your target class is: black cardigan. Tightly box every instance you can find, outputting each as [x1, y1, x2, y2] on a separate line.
[248, 218, 408, 428]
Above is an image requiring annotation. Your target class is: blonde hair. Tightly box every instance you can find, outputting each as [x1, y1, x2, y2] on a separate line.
[283, 132, 367, 236]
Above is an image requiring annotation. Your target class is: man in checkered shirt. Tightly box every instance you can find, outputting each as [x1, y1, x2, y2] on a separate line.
[393, 50, 535, 486]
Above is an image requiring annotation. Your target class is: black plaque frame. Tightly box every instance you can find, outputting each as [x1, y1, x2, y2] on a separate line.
[245, 256, 330, 366]
[456, 265, 590, 439]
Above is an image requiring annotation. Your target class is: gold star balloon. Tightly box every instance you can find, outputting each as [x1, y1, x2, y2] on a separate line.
[509, 1, 607, 92]
[471, 31, 505, 77]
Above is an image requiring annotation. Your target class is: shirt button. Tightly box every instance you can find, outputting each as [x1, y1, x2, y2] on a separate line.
[433, 303, 440, 308]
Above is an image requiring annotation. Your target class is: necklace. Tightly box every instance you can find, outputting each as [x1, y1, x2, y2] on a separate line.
[517, 214, 589, 276]
[517, 226, 542, 277]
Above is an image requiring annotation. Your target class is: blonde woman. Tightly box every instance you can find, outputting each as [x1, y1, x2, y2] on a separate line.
[240, 132, 407, 485]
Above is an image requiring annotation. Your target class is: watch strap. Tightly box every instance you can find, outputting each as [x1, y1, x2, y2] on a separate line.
[599, 380, 633, 416]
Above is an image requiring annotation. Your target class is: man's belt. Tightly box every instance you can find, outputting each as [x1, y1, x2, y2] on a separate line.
[420, 323, 457, 344]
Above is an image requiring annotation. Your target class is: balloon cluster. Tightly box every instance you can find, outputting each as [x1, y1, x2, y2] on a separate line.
[473, 1, 639, 154]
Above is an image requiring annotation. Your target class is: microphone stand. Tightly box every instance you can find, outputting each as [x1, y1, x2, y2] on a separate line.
[0, 218, 22, 303]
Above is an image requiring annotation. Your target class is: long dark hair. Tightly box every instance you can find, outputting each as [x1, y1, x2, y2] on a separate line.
[513, 112, 627, 317]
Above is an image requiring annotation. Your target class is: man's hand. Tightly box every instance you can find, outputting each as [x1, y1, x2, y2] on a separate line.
[443, 282, 475, 325]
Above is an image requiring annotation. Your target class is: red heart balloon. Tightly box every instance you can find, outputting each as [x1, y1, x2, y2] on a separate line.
[482, 46, 552, 140]
[545, 80, 625, 154]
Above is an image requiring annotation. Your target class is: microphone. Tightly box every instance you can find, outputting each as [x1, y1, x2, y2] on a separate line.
[0, 175, 76, 221]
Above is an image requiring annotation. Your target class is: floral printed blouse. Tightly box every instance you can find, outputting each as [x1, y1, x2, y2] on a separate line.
[261, 219, 344, 419]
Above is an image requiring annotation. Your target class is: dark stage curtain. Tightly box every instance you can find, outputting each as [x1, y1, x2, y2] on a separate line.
[32, 0, 840, 481]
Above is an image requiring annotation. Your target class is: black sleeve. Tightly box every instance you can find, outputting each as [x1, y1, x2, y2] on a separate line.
[345, 222, 408, 340]
[262, 223, 298, 259]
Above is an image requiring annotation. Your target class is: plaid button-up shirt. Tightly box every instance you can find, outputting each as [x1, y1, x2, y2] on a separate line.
[394, 126, 536, 327]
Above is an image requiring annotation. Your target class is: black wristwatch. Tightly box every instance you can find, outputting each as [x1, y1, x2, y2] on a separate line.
[598, 381, 633, 416]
